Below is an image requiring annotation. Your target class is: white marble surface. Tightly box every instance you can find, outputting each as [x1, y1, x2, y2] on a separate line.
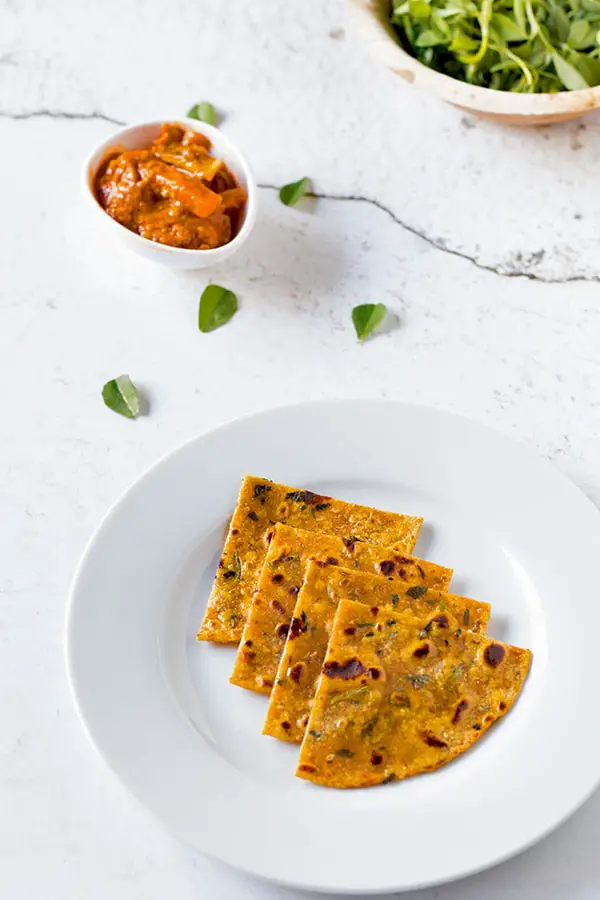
[2, 0, 600, 896]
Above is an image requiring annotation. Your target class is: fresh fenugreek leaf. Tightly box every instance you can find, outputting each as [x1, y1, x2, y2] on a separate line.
[406, 584, 427, 600]
[390, 0, 600, 92]
[198, 285, 238, 333]
[102, 374, 141, 419]
[279, 177, 311, 207]
[491, 12, 527, 41]
[553, 51, 589, 89]
[187, 102, 218, 125]
[335, 748, 355, 758]
[232, 551, 242, 580]
[352, 303, 387, 341]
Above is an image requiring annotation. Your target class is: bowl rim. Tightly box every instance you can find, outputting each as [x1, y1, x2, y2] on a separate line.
[349, 0, 600, 117]
[82, 117, 258, 257]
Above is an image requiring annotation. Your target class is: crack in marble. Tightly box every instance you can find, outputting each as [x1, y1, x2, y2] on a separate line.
[258, 183, 600, 285]
[0, 111, 594, 284]
[0, 108, 125, 125]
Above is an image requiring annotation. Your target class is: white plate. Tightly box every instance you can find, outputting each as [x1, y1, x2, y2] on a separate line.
[66, 401, 600, 894]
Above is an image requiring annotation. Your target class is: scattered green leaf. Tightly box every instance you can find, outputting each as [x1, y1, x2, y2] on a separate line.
[352, 303, 387, 341]
[279, 177, 311, 207]
[198, 285, 238, 333]
[335, 748, 355, 758]
[406, 584, 427, 600]
[102, 374, 141, 419]
[187, 102, 218, 125]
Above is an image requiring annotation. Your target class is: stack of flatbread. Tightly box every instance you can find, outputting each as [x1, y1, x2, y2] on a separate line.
[198, 476, 531, 788]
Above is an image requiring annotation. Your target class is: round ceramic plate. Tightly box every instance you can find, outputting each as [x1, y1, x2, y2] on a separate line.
[66, 401, 600, 894]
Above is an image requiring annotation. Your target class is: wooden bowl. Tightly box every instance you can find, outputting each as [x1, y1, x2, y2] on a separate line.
[349, 0, 600, 125]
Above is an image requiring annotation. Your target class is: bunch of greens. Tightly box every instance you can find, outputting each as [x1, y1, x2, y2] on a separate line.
[390, 0, 600, 91]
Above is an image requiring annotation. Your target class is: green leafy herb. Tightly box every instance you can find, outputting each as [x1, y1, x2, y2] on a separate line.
[309, 729, 323, 740]
[330, 685, 371, 705]
[390, 0, 600, 92]
[463, 608, 470, 627]
[187, 101, 217, 125]
[198, 285, 238, 333]
[449, 664, 466, 680]
[391, 593, 400, 607]
[418, 620, 434, 638]
[232, 550, 242, 580]
[102, 374, 141, 419]
[406, 584, 427, 600]
[335, 748, 355, 758]
[361, 716, 379, 738]
[552, 50, 589, 88]
[356, 622, 376, 629]
[279, 177, 311, 206]
[352, 303, 387, 341]
[406, 674, 431, 688]
[300, 610, 309, 626]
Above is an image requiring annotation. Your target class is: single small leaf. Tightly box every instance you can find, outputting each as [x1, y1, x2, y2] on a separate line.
[102, 374, 141, 419]
[279, 177, 311, 206]
[450, 32, 480, 53]
[568, 49, 600, 84]
[552, 51, 589, 89]
[491, 12, 528, 41]
[198, 284, 238, 333]
[547, 5, 571, 42]
[415, 27, 448, 46]
[568, 19, 595, 48]
[408, 0, 431, 18]
[352, 303, 388, 341]
[187, 102, 217, 125]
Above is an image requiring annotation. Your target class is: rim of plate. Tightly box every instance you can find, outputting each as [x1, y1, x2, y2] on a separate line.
[65, 399, 600, 894]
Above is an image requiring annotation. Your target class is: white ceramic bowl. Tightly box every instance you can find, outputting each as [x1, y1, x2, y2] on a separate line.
[349, 0, 600, 125]
[82, 119, 257, 269]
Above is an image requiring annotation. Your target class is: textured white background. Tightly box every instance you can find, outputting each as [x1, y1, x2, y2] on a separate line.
[2, 0, 600, 897]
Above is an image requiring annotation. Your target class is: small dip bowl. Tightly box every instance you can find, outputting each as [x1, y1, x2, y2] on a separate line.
[349, 0, 600, 125]
[82, 119, 258, 269]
